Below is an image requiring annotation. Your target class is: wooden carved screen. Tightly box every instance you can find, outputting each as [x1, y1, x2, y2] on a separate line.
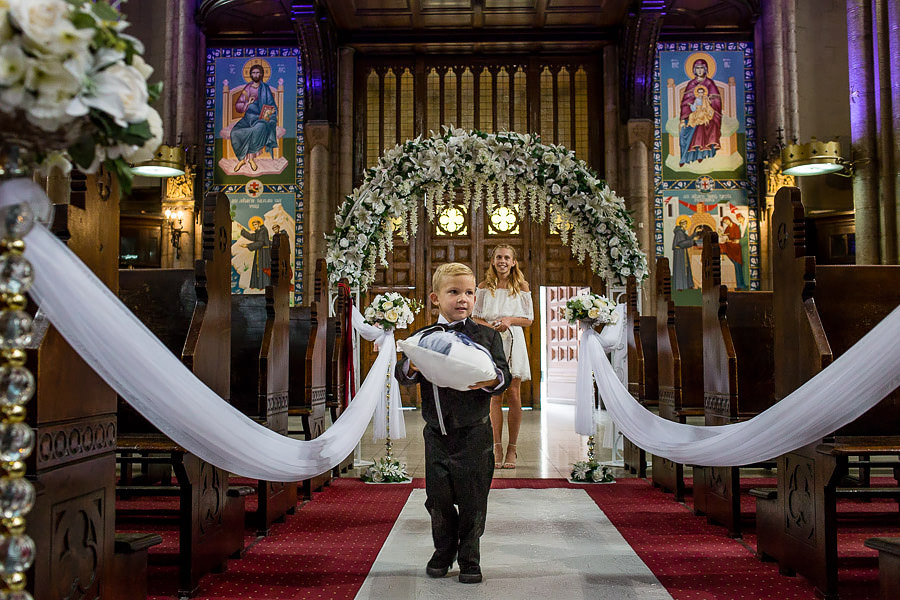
[356, 56, 603, 408]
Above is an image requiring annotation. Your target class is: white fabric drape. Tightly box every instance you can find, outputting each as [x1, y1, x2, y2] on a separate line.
[580, 308, 900, 466]
[364, 310, 406, 441]
[18, 182, 394, 480]
[574, 305, 626, 436]
[10, 178, 900, 476]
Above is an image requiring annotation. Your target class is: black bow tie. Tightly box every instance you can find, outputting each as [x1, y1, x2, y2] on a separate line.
[447, 321, 466, 332]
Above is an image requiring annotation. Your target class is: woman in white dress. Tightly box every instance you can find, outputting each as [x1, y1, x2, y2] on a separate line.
[473, 245, 534, 469]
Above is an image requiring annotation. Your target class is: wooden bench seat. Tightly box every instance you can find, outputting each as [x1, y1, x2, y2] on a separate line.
[650, 259, 704, 501]
[623, 278, 655, 477]
[753, 187, 900, 599]
[865, 537, 900, 600]
[109, 533, 164, 600]
[230, 233, 300, 532]
[691, 232, 777, 537]
[114, 192, 245, 598]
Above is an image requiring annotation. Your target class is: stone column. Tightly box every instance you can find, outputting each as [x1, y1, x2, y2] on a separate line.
[847, 0, 881, 264]
[757, 0, 797, 289]
[339, 48, 355, 201]
[602, 46, 619, 191]
[305, 122, 335, 302]
[164, 0, 203, 146]
[627, 119, 655, 312]
[783, 0, 800, 140]
[874, 0, 898, 263]
[890, 0, 900, 261]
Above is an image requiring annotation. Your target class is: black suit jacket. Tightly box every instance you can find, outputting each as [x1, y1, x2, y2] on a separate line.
[395, 319, 512, 431]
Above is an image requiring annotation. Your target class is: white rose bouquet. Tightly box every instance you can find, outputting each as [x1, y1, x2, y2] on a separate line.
[564, 293, 618, 328]
[570, 460, 614, 483]
[363, 291, 423, 331]
[0, 0, 162, 193]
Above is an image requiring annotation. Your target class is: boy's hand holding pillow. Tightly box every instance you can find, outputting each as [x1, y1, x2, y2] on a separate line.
[398, 328, 498, 391]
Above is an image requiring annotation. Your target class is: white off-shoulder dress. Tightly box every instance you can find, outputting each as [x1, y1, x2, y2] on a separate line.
[474, 287, 534, 381]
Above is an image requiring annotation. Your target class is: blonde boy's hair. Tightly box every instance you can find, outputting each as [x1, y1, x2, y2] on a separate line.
[432, 262, 474, 293]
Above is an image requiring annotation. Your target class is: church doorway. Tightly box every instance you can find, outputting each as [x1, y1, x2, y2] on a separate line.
[362, 196, 601, 409]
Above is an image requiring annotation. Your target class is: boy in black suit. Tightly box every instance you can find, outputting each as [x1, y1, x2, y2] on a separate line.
[396, 262, 511, 584]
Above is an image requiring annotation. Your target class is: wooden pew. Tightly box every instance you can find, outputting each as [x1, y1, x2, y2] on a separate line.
[623, 277, 651, 476]
[287, 259, 330, 498]
[865, 537, 900, 600]
[650, 257, 705, 501]
[753, 187, 900, 599]
[231, 232, 298, 534]
[691, 232, 776, 537]
[115, 191, 245, 598]
[26, 172, 124, 599]
[328, 281, 355, 475]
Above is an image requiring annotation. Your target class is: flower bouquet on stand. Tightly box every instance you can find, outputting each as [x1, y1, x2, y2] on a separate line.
[566, 292, 618, 483]
[360, 292, 422, 484]
[363, 291, 422, 331]
[564, 292, 619, 330]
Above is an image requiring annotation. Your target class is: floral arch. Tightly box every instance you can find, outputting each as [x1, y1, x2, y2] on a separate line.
[326, 128, 648, 290]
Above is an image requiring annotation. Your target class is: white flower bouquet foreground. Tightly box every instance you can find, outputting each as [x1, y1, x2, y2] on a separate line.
[362, 456, 409, 484]
[565, 293, 619, 328]
[363, 292, 423, 331]
[0, 0, 162, 192]
[570, 460, 614, 483]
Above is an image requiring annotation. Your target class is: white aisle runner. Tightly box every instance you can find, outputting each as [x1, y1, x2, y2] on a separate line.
[354, 488, 672, 600]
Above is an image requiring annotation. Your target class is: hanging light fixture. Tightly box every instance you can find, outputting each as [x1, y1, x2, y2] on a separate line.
[131, 144, 186, 177]
[781, 138, 847, 176]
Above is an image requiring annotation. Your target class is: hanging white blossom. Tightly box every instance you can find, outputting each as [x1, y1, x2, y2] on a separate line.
[326, 127, 648, 290]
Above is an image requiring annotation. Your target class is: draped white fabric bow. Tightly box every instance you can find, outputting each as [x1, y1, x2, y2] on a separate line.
[6, 179, 395, 481]
[574, 304, 626, 436]
[353, 309, 406, 441]
[579, 306, 900, 466]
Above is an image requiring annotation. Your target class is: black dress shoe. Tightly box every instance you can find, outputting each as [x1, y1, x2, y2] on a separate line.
[425, 554, 454, 578]
[458, 565, 482, 584]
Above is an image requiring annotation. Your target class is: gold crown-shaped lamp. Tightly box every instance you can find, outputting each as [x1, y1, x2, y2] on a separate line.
[131, 144, 186, 177]
[781, 137, 845, 176]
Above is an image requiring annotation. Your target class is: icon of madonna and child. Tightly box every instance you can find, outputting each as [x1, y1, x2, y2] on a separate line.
[664, 52, 744, 175]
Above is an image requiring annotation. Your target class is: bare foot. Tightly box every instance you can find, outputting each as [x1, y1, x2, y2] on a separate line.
[234, 159, 246, 172]
[249, 158, 258, 171]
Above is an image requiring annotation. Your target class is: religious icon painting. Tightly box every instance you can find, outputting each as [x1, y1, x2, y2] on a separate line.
[662, 190, 751, 296]
[228, 192, 297, 300]
[205, 47, 305, 302]
[653, 41, 760, 304]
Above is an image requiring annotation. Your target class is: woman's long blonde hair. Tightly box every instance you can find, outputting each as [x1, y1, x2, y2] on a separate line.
[483, 244, 527, 297]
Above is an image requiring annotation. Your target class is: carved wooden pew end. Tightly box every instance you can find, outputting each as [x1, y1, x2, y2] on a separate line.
[108, 533, 163, 600]
[865, 537, 900, 600]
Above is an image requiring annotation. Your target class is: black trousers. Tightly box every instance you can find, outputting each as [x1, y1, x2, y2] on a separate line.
[423, 419, 494, 569]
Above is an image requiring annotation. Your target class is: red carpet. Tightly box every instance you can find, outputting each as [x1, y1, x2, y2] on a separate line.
[125, 476, 891, 599]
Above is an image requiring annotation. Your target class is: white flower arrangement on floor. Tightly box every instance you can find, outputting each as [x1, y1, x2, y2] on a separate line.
[0, 0, 163, 193]
[565, 293, 619, 328]
[570, 460, 614, 483]
[361, 456, 410, 483]
[326, 127, 647, 291]
[363, 292, 423, 331]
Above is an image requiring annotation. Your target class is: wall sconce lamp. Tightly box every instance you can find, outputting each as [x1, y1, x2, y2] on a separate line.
[131, 144, 187, 178]
[781, 138, 853, 177]
[164, 208, 185, 259]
